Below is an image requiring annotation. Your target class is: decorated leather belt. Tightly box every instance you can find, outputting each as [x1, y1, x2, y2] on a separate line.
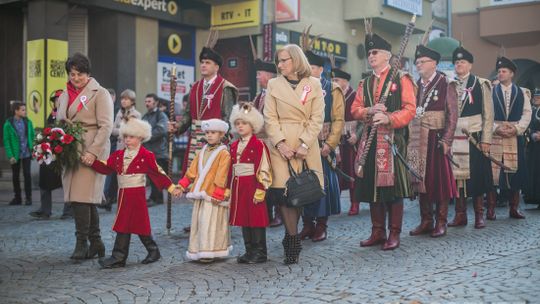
[233, 163, 255, 177]
[419, 111, 445, 130]
[117, 174, 146, 188]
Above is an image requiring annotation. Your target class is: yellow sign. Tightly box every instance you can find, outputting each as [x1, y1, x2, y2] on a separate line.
[46, 39, 68, 120]
[168, 33, 182, 54]
[211, 0, 260, 30]
[26, 39, 45, 128]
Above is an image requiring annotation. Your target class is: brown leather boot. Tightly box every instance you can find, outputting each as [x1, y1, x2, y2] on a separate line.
[360, 203, 387, 247]
[473, 196, 486, 228]
[509, 191, 525, 219]
[383, 200, 403, 250]
[409, 198, 434, 236]
[312, 217, 328, 242]
[298, 216, 315, 240]
[486, 191, 497, 220]
[448, 196, 467, 227]
[431, 200, 449, 238]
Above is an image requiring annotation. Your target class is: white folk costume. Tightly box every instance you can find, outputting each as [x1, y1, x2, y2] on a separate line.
[178, 119, 232, 261]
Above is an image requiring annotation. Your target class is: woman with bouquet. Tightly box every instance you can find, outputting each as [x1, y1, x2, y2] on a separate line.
[56, 53, 114, 260]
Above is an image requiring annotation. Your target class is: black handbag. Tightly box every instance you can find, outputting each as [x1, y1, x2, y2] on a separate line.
[285, 160, 325, 208]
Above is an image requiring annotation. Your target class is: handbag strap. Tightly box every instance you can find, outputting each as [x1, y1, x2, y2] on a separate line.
[287, 160, 298, 177]
[302, 160, 310, 171]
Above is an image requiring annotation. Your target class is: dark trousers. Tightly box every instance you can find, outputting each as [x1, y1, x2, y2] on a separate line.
[39, 189, 72, 216]
[12, 157, 32, 200]
[149, 158, 168, 204]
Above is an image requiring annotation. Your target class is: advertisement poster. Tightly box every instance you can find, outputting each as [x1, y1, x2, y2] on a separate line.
[26, 39, 45, 128]
[157, 60, 194, 114]
[46, 39, 68, 118]
[211, 0, 260, 30]
[275, 0, 300, 23]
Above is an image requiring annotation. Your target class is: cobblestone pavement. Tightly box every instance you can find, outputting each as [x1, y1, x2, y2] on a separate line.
[1, 188, 539, 303]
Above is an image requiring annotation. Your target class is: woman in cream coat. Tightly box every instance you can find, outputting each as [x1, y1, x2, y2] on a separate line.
[57, 53, 114, 260]
[264, 44, 324, 264]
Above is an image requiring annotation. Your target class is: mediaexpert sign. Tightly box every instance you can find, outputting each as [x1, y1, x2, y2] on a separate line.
[211, 0, 260, 30]
[26, 39, 45, 128]
[71, 0, 182, 23]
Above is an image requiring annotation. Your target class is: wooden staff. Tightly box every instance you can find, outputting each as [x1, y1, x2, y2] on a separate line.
[167, 63, 177, 234]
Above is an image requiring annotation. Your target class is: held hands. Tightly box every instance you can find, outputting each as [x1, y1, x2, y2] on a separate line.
[81, 152, 96, 166]
[171, 186, 183, 198]
[496, 123, 517, 138]
[321, 143, 332, 157]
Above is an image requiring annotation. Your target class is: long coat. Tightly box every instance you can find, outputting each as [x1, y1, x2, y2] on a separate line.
[57, 78, 114, 204]
[264, 75, 324, 188]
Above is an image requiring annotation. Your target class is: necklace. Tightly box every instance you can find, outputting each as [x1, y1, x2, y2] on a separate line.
[416, 75, 443, 118]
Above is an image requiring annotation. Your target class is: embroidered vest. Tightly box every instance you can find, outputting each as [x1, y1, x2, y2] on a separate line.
[493, 84, 524, 122]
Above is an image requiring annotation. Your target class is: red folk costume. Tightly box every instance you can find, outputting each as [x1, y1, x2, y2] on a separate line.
[92, 147, 174, 236]
[228, 135, 272, 227]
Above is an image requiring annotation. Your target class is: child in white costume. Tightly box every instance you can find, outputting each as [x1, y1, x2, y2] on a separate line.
[177, 119, 232, 262]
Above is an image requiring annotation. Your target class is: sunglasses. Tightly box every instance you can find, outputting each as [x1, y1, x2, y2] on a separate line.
[368, 50, 379, 56]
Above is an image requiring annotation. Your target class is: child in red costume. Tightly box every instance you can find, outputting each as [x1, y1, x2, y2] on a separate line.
[89, 117, 180, 268]
[228, 103, 272, 263]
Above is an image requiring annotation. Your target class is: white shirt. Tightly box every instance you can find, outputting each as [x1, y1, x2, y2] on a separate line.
[494, 83, 532, 135]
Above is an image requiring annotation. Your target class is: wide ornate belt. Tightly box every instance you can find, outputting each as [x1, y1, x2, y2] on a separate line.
[117, 174, 146, 188]
[233, 163, 255, 176]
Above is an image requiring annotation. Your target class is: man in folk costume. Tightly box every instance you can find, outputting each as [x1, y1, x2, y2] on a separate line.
[249, 37, 281, 227]
[523, 88, 540, 208]
[351, 25, 416, 251]
[407, 42, 458, 238]
[171, 30, 238, 173]
[486, 57, 531, 220]
[299, 29, 345, 242]
[332, 66, 363, 216]
[447, 46, 494, 229]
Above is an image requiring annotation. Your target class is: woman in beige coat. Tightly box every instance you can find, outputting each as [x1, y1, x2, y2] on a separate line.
[57, 53, 114, 260]
[264, 44, 324, 264]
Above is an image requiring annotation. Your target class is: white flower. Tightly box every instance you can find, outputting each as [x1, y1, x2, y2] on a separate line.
[37, 133, 43, 141]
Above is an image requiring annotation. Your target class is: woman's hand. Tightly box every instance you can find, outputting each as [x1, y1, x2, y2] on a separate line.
[81, 152, 96, 166]
[295, 145, 308, 160]
[277, 142, 295, 160]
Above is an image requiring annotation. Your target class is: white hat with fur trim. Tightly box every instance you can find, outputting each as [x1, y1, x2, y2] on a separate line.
[229, 102, 264, 134]
[201, 118, 229, 133]
[119, 117, 152, 142]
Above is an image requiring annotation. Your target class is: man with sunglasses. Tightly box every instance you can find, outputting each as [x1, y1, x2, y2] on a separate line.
[407, 44, 458, 238]
[351, 32, 416, 251]
[447, 46, 494, 229]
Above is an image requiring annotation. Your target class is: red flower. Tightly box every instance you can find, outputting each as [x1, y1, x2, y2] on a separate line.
[41, 143, 50, 150]
[62, 134, 74, 144]
[43, 128, 52, 135]
[54, 145, 63, 154]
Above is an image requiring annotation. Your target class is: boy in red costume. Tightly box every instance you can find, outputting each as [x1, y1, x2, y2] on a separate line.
[89, 118, 180, 268]
[228, 102, 272, 264]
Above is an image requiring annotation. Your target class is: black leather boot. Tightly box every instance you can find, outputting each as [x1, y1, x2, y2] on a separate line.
[139, 235, 161, 264]
[99, 233, 131, 269]
[87, 205, 105, 259]
[71, 203, 90, 260]
[284, 234, 302, 265]
[237, 227, 253, 264]
[248, 227, 267, 264]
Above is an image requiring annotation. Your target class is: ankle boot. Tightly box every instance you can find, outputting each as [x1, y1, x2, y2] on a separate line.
[71, 203, 90, 260]
[348, 202, 360, 216]
[312, 217, 328, 242]
[473, 196, 486, 228]
[249, 228, 267, 264]
[431, 200, 449, 238]
[270, 206, 283, 227]
[284, 234, 301, 265]
[99, 233, 131, 269]
[281, 232, 289, 257]
[409, 198, 434, 235]
[139, 235, 161, 264]
[237, 227, 254, 264]
[448, 197, 467, 227]
[486, 191, 497, 220]
[383, 200, 403, 250]
[298, 216, 315, 240]
[87, 205, 105, 259]
[361, 203, 387, 247]
[509, 191, 525, 219]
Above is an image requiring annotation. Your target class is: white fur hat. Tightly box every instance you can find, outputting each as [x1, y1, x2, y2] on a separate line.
[119, 118, 152, 142]
[201, 118, 229, 133]
[229, 102, 264, 134]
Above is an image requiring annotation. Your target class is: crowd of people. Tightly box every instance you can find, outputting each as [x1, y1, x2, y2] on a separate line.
[4, 24, 540, 268]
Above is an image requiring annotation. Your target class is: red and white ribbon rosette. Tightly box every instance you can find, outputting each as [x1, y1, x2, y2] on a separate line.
[300, 85, 311, 105]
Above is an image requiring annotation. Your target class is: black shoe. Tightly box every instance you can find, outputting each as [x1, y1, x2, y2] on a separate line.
[248, 228, 267, 264]
[37, 214, 51, 220]
[9, 198, 22, 205]
[60, 213, 73, 220]
[139, 235, 161, 264]
[100, 233, 131, 269]
[25, 198, 32, 206]
[29, 210, 44, 218]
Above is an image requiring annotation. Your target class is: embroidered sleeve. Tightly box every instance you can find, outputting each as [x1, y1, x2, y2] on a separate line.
[442, 82, 458, 145]
[178, 152, 199, 189]
[146, 152, 174, 191]
[325, 85, 346, 150]
[351, 81, 369, 121]
[256, 143, 272, 190]
[211, 150, 231, 200]
[90, 153, 117, 175]
[480, 80, 494, 144]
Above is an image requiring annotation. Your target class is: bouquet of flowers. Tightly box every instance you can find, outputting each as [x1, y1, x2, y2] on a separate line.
[32, 121, 86, 174]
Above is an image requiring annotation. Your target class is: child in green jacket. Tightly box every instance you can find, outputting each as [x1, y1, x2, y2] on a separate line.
[3, 101, 35, 205]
